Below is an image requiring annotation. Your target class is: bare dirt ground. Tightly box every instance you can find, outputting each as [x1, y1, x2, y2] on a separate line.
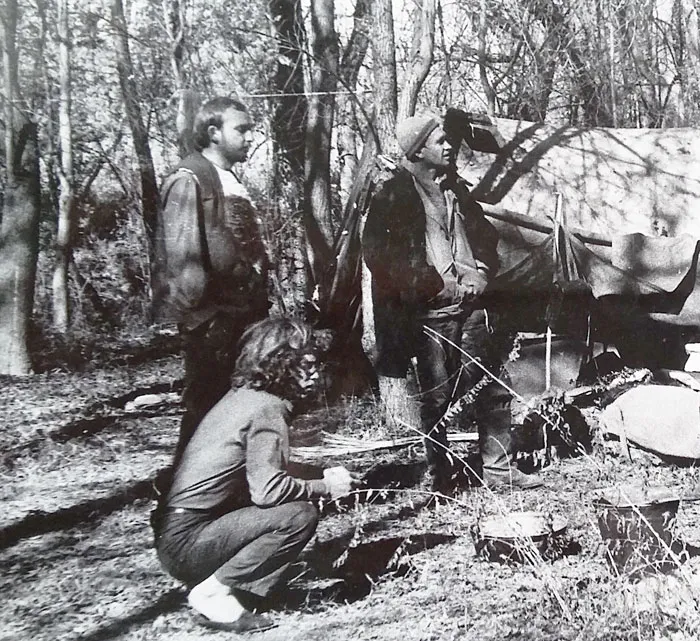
[2, 344, 700, 641]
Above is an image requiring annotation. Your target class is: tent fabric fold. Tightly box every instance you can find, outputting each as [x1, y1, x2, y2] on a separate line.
[488, 222, 699, 305]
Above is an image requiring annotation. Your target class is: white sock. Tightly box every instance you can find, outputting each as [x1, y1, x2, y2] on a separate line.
[187, 574, 245, 623]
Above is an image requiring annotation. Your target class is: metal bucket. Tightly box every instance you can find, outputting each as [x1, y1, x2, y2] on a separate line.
[593, 485, 680, 577]
[472, 510, 570, 563]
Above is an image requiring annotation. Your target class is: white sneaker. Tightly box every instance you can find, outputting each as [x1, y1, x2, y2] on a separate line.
[187, 574, 245, 624]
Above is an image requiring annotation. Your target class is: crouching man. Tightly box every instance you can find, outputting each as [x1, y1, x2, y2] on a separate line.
[154, 317, 359, 632]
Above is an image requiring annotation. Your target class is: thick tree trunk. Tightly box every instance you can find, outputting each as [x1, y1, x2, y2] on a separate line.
[175, 89, 198, 158]
[269, 0, 308, 312]
[0, 124, 41, 376]
[270, 0, 307, 179]
[368, 0, 398, 156]
[111, 0, 159, 239]
[359, 0, 398, 353]
[52, 0, 73, 333]
[397, 0, 436, 121]
[363, 0, 421, 428]
[361, 0, 400, 356]
[304, 0, 338, 284]
[337, 0, 369, 210]
[0, 0, 41, 375]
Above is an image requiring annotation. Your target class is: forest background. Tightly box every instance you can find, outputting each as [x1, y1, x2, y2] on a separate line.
[4, 3, 700, 639]
[1, 0, 700, 376]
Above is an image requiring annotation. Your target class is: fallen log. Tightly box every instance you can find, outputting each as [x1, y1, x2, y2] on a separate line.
[291, 431, 478, 461]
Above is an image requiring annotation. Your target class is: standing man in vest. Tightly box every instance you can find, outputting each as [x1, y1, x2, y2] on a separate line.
[153, 97, 270, 466]
[362, 112, 542, 495]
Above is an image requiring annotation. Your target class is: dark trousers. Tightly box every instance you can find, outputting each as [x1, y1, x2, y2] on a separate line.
[414, 308, 512, 483]
[414, 315, 463, 483]
[151, 313, 262, 533]
[175, 314, 251, 466]
[157, 502, 319, 597]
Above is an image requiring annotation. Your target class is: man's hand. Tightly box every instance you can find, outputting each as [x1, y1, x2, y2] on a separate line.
[323, 466, 363, 499]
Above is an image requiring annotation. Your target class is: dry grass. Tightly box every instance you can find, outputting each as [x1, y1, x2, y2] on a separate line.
[2, 357, 700, 641]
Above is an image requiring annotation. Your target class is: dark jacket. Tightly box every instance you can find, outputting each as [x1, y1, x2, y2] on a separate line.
[362, 167, 499, 377]
[152, 152, 269, 330]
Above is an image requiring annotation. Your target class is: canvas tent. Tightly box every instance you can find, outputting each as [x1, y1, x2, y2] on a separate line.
[484, 215, 700, 369]
[316, 112, 700, 374]
[461, 115, 700, 238]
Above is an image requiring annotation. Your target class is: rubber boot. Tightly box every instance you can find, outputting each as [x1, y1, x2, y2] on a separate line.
[424, 420, 452, 495]
[479, 399, 542, 490]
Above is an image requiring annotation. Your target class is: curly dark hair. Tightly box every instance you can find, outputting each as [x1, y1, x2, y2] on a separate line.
[231, 317, 321, 402]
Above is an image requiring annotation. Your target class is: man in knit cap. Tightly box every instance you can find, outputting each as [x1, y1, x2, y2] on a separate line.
[362, 112, 542, 494]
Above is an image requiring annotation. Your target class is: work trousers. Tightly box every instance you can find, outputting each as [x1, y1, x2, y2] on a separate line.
[414, 308, 513, 485]
[157, 501, 319, 596]
[152, 313, 262, 533]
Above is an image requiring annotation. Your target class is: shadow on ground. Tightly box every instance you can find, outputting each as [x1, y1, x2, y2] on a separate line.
[61, 530, 456, 640]
[277, 531, 457, 610]
[0, 479, 154, 550]
[64, 589, 185, 641]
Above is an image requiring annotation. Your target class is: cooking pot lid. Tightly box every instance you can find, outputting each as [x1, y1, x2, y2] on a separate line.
[592, 485, 679, 507]
[479, 510, 568, 540]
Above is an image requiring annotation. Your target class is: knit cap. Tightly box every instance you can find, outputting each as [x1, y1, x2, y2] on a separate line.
[396, 114, 440, 158]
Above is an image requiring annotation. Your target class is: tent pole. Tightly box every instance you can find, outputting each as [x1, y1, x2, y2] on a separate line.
[546, 193, 564, 391]
[481, 203, 611, 247]
[545, 328, 552, 391]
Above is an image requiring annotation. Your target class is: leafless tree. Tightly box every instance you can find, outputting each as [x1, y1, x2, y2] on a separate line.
[0, 0, 42, 374]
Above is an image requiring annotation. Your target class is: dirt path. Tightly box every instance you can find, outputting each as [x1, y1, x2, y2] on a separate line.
[3, 355, 700, 640]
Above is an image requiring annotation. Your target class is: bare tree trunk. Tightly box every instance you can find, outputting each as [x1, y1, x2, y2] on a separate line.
[52, 0, 73, 333]
[357, 132, 380, 355]
[304, 0, 338, 284]
[337, 109, 359, 212]
[111, 0, 159, 239]
[671, 0, 687, 125]
[175, 89, 199, 157]
[369, 0, 398, 156]
[163, 0, 197, 157]
[397, 0, 436, 121]
[478, 0, 497, 117]
[337, 0, 369, 210]
[270, 0, 307, 179]
[363, 0, 420, 428]
[269, 0, 308, 312]
[37, 0, 59, 215]
[608, 15, 618, 127]
[361, 0, 400, 357]
[0, 0, 41, 375]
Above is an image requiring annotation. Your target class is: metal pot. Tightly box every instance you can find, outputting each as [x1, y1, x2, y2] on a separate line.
[472, 510, 569, 563]
[593, 485, 680, 577]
